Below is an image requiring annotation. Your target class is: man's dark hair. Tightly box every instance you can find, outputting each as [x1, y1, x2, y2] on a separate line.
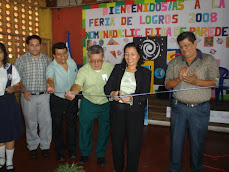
[0, 42, 8, 68]
[177, 31, 196, 44]
[87, 45, 104, 58]
[121, 42, 144, 66]
[52, 42, 67, 55]
[26, 35, 42, 45]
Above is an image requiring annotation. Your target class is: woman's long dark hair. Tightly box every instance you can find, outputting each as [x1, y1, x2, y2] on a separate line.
[121, 42, 144, 66]
[0, 43, 8, 68]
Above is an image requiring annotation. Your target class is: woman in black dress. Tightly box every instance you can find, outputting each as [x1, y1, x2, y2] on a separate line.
[0, 43, 24, 172]
[104, 42, 151, 172]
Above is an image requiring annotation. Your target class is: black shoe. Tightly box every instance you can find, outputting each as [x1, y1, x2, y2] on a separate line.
[69, 152, 77, 159]
[42, 149, 50, 157]
[57, 154, 65, 161]
[0, 164, 5, 172]
[79, 156, 88, 164]
[97, 157, 106, 167]
[6, 169, 15, 172]
[30, 149, 38, 159]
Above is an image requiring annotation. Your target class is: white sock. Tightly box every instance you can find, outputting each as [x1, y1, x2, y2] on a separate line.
[6, 149, 14, 170]
[0, 145, 5, 166]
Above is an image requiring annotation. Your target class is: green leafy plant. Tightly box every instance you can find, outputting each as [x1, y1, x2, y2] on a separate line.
[55, 163, 85, 172]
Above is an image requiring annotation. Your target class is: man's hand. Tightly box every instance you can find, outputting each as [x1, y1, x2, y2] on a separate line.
[24, 91, 31, 101]
[46, 83, 55, 94]
[184, 68, 200, 85]
[178, 66, 189, 81]
[65, 91, 75, 101]
[65, 84, 81, 101]
[19, 82, 31, 101]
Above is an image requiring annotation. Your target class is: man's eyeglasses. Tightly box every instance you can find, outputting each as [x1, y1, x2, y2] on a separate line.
[89, 59, 103, 64]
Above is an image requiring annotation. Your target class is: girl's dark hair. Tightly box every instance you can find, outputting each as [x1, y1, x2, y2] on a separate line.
[0, 42, 8, 68]
[121, 42, 144, 66]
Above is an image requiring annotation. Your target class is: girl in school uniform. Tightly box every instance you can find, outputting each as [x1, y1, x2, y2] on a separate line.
[0, 43, 24, 172]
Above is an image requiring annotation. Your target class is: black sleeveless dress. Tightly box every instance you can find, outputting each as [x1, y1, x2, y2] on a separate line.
[0, 64, 24, 142]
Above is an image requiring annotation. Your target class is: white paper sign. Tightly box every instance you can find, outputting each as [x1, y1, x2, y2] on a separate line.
[102, 74, 108, 81]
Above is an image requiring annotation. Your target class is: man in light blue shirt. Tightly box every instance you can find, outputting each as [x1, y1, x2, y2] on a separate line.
[46, 42, 78, 161]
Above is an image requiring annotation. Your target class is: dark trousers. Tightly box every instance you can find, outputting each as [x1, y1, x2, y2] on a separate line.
[169, 99, 210, 172]
[110, 103, 145, 172]
[79, 97, 110, 157]
[50, 94, 78, 155]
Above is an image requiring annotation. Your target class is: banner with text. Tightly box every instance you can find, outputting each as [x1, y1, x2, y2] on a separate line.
[82, 0, 229, 90]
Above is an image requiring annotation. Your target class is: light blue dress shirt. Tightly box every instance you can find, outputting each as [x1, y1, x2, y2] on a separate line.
[46, 57, 78, 99]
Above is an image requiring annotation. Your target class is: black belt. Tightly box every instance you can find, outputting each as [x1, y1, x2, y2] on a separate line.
[31, 92, 45, 95]
[175, 99, 205, 107]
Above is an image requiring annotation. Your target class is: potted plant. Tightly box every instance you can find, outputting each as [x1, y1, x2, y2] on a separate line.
[55, 163, 85, 172]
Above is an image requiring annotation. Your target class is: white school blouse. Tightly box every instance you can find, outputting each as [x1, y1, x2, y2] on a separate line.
[0, 64, 20, 96]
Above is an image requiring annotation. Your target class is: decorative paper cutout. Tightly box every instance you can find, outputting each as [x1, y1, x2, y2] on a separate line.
[107, 38, 119, 45]
[110, 51, 117, 59]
